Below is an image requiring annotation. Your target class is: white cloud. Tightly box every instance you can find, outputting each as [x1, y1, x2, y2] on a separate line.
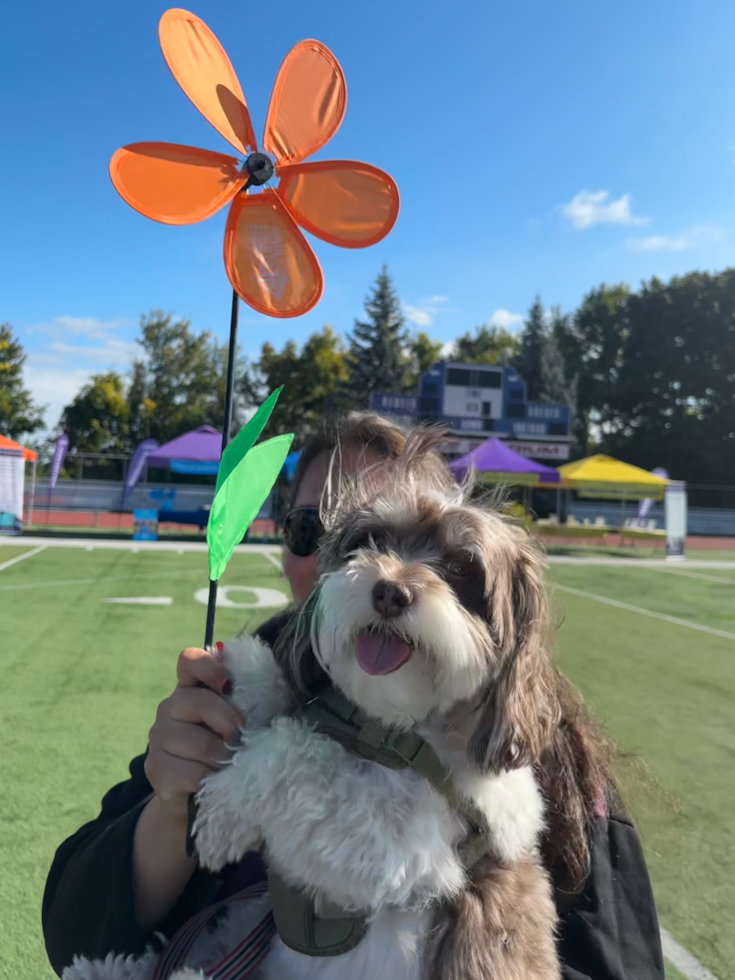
[561, 190, 649, 230]
[489, 309, 524, 331]
[440, 341, 455, 359]
[627, 224, 724, 253]
[24, 361, 96, 432]
[49, 339, 139, 364]
[628, 234, 687, 253]
[403, 304, 434, 327]
[52, 316, 127, 339]
[22, 316, 139, 433]
[402, 296, 450, 329]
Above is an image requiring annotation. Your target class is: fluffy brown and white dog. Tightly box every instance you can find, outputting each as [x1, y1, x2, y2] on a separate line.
[65, 429, 596, 980]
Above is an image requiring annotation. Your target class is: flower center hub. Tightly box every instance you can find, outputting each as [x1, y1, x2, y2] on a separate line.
[243, 152, 274, 186]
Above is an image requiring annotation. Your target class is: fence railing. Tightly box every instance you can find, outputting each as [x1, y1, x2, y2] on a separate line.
[23, 478, 280, 535]
[22, 478, 735, 537]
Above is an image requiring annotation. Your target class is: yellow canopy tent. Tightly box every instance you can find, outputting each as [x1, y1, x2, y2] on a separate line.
[557, 454, 669, 501]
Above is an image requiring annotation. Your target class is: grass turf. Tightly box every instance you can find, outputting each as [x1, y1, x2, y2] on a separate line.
[549, 563, 734, 979]
[0, 545, 732, 979]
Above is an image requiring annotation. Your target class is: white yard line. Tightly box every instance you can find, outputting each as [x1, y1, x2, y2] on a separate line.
[646, 566, 735, 586]
[103, 597, 173, 606]
[262, 551, 283, 570]
[0, 545, 46, 572]
[0, 570, 203, 594]
[2, 537, 734, 568]
[0, 536, 282, 556]
[660, 928, 720, 980]
[554, 584, 735, 642]
[549, 555, 735, 570]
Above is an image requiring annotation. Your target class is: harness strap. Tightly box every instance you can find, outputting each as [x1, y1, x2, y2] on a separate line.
[267, 867, 369, 958]
[305, 686, 492, 842]
[153, 882, 275, 980]
[186, 684, 496, 962]
[299, 686, 428, 771]
[264, 685, 495, 958]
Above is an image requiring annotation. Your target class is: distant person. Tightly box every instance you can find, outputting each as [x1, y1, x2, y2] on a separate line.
[43, 413, 664, 980]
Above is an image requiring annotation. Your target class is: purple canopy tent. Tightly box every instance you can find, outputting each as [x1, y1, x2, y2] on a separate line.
[448, 438, 559, 485]
[146, 424, 288, 529]
[148, 425, 223, 475]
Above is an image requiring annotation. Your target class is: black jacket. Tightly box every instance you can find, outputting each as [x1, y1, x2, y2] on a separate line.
[43, 613, 665, 979]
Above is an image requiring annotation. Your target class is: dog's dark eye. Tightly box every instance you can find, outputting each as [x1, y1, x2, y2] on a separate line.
[447, 557, 473, 577]
[343, 530, 380, 555]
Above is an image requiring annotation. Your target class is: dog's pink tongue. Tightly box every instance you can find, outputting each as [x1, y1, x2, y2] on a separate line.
[355, 633, 413, 675]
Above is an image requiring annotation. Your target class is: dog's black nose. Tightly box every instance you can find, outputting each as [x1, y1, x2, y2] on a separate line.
[372, 580, 413, 618]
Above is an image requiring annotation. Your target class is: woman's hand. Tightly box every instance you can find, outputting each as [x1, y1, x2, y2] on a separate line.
[144, 646, 242, 823]
[133, 645, 242, 930]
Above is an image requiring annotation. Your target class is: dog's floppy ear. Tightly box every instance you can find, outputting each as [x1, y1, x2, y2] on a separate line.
[469, 530, 558, 770]
[271, 589, 328, 699]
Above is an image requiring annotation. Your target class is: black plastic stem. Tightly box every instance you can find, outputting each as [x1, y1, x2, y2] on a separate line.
[203, 287, 240, 649]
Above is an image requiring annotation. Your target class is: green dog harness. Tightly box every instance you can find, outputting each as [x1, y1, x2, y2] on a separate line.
[265, 685, 494, 957]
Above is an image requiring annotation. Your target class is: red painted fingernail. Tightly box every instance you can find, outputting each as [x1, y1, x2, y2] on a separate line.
[222, 679, 233, 696]
[213, 642, 224, 662]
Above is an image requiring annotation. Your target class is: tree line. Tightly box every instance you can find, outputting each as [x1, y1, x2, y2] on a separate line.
[2, 266, 734, 485]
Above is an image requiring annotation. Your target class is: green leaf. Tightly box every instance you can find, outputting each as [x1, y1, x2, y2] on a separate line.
[207, 433, 293, 582]
[214, 387, 284, 497]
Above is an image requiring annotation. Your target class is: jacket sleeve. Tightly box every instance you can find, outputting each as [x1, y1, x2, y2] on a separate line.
[42, 617, 289, 976]
[41, 752, 221, 976]
[558, 815, 666, 980]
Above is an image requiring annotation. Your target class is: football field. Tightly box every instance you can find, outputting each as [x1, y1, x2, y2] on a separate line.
[0, 541, 732, 980]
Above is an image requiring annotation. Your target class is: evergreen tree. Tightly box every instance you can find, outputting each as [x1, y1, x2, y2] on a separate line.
[541, 308, 578, 440]
[542, 308, 576, 401]
[513, 296, 546, 401]
[344, 267, 408, 406]
[0, 323, 46, 438]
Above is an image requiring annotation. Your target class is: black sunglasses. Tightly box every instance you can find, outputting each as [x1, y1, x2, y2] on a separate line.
[283, 506, 324, 557]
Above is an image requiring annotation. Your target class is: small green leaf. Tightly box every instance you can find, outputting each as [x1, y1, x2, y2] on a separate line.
[207, 433, 293, 582]
[214, 387, 284, 498]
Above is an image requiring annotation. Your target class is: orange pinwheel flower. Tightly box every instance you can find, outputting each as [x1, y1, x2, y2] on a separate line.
[110, 9, 399, 318]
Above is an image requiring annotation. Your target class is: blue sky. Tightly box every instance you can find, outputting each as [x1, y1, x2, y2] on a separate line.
[3, 0, 735, 430]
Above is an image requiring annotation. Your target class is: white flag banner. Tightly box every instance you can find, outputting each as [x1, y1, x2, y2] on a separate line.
[664, 481, 687, 560]
[0, 449, 24, 533]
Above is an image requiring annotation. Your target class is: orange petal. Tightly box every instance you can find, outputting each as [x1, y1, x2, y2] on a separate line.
[224, 190, 323, 317]
[109, 143, 244, 225]
[159, 9, 257, 155]
[278, 160, 399, 248]
[263, 40, 346, 165]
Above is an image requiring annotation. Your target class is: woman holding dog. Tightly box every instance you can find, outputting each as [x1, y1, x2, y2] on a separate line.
[43, 413, 665, 979]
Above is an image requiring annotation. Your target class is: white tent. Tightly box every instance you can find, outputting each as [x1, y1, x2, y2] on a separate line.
[0, 448, 25, 533]
[0, 434, 36, 534]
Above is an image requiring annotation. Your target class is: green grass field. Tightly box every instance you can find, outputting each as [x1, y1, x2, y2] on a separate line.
[0, 544, 732, 979]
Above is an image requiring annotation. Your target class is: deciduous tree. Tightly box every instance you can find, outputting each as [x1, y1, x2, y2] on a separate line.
[59, 372, 130, 454]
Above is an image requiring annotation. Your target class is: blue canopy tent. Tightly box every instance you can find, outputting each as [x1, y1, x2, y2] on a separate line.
[282, 451, 301, 480]
[141, 428, 299, 529]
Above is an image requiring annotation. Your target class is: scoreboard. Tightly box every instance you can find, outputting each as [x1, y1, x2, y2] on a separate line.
[369, 361, 571, 457]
